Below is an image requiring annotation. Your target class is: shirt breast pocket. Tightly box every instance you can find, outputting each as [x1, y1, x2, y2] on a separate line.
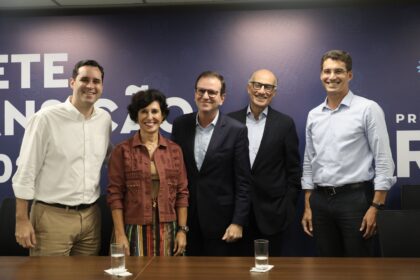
[92, 135, 108, 160]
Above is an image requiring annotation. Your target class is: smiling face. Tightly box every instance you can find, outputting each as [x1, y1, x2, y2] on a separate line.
[70, 65, 103, 112]
[137, 100, 164, 136]
[194, 76, 225, 116]
[320, 58, 353, 98]
[247, 69, 277, 113]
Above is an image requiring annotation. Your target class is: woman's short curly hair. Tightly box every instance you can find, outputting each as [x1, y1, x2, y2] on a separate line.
[127, 89, 169, 123]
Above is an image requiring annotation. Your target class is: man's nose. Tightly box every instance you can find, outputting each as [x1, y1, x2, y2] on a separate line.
[200, 91, 212, 99]
[257, 86, 266, 94]
[86, 80, 95, 88]
[328, 72, 337, 79]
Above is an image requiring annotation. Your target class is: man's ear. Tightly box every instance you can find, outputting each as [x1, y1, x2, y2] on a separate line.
[348, 71, 353, 81]
[220, 93, 226, 105]
[69, 78, 75, 89]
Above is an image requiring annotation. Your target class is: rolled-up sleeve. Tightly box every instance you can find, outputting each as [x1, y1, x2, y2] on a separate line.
[366, 102, 397, 191]
[12, 115, 49, 200]
[301, 114, 315, 190]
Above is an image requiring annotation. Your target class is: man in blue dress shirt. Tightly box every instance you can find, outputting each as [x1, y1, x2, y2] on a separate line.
[172, 71, 251, 256]
[301, 50, 396, 256]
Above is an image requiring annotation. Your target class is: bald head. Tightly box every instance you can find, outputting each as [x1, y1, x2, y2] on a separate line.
[249, 69, 277, 87]
[247, 69, 278, 117]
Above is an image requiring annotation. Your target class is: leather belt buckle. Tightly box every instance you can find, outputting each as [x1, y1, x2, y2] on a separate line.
[317, 181, 371, 196]
[37, 200, 95, 211]
[326, 187, 337, 196]
[315, 185, 339, 196]
[321, 187, 338, 196]
[68, 203, 95, 211]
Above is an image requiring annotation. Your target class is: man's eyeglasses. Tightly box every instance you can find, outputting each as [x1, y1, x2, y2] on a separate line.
[249, 81, 276, 93]
[195, 88, 219, 98]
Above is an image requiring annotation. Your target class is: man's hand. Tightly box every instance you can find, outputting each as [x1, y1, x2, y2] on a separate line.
[222, 224, 243, 242]
[15, 218, 36, 248]
[360, 207, 378, 239]
[301, 208, 314, 237]
[302, 190, 313, 237]
[15, 198, 36, 248]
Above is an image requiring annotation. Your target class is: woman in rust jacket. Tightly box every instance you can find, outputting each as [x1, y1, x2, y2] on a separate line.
[107, 89, 189, 256]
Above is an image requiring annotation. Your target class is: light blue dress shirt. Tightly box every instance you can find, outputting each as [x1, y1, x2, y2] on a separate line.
[246, 106, 268, 167]
[194, 112, 219, 170]
[302, 91, 396, 191]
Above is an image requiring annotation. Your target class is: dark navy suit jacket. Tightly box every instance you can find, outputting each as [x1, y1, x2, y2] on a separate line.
[171, 112, 251, 238]
[228, 106, 301, 235]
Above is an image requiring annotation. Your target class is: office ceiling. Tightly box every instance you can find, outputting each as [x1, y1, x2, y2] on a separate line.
[0, 0, 292, 9]
[0, 0, 403, 10]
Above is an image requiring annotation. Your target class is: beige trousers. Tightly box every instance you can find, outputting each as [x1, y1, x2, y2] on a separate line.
[29, 201, 101, 256]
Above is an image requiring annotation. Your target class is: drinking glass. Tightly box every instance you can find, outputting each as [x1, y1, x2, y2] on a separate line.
[110, 243, 125, 273]
[254, 239, 269, 269]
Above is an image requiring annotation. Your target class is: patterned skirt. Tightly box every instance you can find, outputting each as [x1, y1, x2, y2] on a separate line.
[125, 207, 177, 256]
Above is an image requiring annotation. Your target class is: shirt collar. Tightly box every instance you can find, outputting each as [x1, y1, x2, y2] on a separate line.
[246, 105, 268, 120]
[195, 111, 219, 128]
[132, 131, 168, 149]
[322, 90, 354, 111]
[65, 96, 98, 120]
[64, 97, 85, 121]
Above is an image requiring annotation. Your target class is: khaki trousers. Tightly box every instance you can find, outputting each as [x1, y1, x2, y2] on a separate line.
[29, 201, 101, 256]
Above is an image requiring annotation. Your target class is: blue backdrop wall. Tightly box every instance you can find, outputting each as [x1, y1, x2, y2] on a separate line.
[1, 3, 419, 255]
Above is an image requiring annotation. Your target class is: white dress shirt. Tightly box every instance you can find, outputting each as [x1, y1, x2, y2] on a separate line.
[12, 97, 112, 205]
[302, 91, 396, 191]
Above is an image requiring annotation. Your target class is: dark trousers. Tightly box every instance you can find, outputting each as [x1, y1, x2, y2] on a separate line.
[238, 209, 283, 256]
[310, 183, 375, 257]
[186, 211, 241, 256]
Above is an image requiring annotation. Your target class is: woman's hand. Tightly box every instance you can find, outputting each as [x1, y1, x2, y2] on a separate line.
[173, 231, 187, 256]
[115, 233, 130, 256]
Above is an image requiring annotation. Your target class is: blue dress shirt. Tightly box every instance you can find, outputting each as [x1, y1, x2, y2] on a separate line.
[246, 106, 268, 167]
[302, 91, 396, 191]
[194, 111, 219, 170]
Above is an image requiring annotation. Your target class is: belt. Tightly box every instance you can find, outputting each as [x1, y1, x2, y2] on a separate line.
[315, 181, 372, 196]
[36, 200, 96, 211]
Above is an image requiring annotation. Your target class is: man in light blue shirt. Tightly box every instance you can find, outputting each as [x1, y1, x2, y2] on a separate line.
[194, 112, 218, 170]
[172, 71, 251, 256]
[301, 50, 396, 257]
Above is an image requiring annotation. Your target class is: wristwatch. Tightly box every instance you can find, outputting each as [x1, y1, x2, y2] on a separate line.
[178, 225, 189, 234]
[371, 202, 385, 210]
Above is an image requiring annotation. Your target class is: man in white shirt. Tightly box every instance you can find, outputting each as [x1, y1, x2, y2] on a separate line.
[13, 60, 112, 256]
[301, 50, 396, 256]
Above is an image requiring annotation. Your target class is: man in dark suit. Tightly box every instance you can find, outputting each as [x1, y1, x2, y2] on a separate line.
[228, 69, 301, 256]
[171, 71, 251, 256]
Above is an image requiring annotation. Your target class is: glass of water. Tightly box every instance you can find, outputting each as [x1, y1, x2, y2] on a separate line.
[254, 239, 269, 269]
[110, 243, 125, 273]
